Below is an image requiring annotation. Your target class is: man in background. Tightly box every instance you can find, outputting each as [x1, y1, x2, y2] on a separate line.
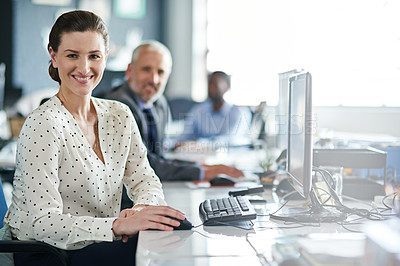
[106, 41, 243, 187]
[176, 71, 252, 144]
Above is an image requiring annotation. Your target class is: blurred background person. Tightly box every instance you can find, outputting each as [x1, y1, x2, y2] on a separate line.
[176, 71, 252, 146]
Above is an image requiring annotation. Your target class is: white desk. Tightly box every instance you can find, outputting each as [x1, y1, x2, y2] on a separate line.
[135, 182, 394, 266]
[136, 182, 263, 266]
[164, 145, 274, 172]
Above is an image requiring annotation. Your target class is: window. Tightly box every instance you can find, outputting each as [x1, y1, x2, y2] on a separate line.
[207, 0, 400, 107]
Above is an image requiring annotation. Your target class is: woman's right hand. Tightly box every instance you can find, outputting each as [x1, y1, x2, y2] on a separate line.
[112, 206, 185, 243]
[202, 164, 244, 181]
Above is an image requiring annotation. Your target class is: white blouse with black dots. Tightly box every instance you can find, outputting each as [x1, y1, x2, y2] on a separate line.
[5, 96, 166, 250]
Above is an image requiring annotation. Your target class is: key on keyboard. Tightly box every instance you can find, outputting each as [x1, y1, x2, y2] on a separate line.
[199, 196, 257, 225]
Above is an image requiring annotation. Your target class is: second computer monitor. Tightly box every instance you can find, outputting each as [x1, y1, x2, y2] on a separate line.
[286, 72, 313, 199]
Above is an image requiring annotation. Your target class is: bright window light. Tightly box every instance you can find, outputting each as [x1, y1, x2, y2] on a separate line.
[207, 0, 400, 107]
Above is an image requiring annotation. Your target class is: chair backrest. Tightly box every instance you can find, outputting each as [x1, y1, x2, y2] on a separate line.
[0, 179, 8, 228]
[168, 97, 198, 121]
[0, 180, 69, 266]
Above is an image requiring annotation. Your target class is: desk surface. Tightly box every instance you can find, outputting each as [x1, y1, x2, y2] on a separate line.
[136, 182, 394, 266]
[164, 146, 273, 172]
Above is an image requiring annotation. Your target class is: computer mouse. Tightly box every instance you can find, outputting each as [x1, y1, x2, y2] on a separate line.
[209, 176, 235, 186]
[168, 217, 193, 230]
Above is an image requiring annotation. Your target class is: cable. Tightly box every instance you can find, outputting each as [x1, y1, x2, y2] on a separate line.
[192, 229, 222, 239]
[270, 200, 290, 216]
[255, 222, 314, 230]
[313, 186, 333, 205]
[256, 206, 318, 228]
[280, 190, 301, 202]
[245, 233, 273, 266]
[322, 203, 389, 221]
[192, 223, 203, 229]
[381, 192, 397, 210]
[339, 220, 364, 233]
[313, 168, 343, 206]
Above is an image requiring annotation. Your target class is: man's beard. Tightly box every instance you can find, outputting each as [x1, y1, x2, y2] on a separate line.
[209, 94, 223, 104]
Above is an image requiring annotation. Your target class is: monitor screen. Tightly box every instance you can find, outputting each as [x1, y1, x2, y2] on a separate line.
[286, 72, 313, 198]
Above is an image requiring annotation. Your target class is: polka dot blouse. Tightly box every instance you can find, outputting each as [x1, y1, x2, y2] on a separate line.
[5, 96, 166, 250]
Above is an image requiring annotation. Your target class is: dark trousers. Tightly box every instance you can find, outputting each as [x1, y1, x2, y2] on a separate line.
[14, 235, 138, 266]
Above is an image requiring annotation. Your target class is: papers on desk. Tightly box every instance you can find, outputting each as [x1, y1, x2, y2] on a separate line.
[185, 172, 259, 189]
[186, 181, 258, 189]
[296, 233, 365, 266]
[185, 181, 211, 189]
[234, 172, 259, 183]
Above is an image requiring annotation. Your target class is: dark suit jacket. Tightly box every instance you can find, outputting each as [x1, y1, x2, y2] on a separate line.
[106, 82, 201, 182]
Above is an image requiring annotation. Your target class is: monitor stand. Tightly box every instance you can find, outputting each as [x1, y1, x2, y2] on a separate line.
[270, 187, 347, 223]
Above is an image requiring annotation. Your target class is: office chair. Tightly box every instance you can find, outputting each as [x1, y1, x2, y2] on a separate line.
[167, 97, 198, 121]
[0, 179, 69, 266]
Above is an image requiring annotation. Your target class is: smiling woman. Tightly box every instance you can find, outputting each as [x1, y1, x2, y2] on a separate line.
[47, 11, 109, 86]
[4, 10, 187, 266]
[47, 11, 109, 163]
[49, 32, 107, 94]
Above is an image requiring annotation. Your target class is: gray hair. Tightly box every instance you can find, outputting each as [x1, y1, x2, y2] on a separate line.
[131, 40, 173, 71]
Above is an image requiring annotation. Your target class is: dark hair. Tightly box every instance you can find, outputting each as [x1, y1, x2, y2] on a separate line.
[208, 71, 231, 88]
[48, 10, 109, 84]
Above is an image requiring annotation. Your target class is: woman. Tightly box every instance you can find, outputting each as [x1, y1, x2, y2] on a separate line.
[5, 10, 185, 265]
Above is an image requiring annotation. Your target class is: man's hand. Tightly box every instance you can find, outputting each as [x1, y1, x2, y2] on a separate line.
[202, 164, 244, 181]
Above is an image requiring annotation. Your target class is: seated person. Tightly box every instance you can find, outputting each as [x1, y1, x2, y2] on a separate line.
[5, 11, 185, 265]
[176, 71, 252, 145]
[106, 41, 243, 186]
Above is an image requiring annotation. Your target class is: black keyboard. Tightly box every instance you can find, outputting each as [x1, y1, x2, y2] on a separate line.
[199, 196, 257, 225]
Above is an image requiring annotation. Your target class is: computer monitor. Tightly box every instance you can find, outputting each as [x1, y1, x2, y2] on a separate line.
[271, 72, 346, 223]
[286, 72, 313, 199]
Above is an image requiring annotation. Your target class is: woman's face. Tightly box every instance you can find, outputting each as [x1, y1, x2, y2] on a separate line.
[49, 31, 108, 97]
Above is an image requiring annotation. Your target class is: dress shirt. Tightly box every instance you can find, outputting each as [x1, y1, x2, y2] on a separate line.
[133, 95, 158, 154]
[179, 99, 252, 142]
[105, 82, 202, 181]
[5, 96, 166, 250]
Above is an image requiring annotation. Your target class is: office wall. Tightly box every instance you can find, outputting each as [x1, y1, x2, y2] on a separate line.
[12, 0, 163, 97]
[162, 0, 208, 101]
[163, 0, 193, 100]
[314, 106, 400, 139]
[273, 105, 400, 151]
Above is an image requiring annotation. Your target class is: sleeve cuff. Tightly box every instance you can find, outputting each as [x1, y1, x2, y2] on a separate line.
[198, 164, 205, 181]
[91, 217, 116, 242]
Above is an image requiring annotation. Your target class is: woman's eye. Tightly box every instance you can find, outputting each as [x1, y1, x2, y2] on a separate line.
[90, 54, 101, 59]
[67, 54, 77, 58]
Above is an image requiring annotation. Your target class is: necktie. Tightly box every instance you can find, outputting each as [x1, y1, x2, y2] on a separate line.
[142, 108, 158, 153]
